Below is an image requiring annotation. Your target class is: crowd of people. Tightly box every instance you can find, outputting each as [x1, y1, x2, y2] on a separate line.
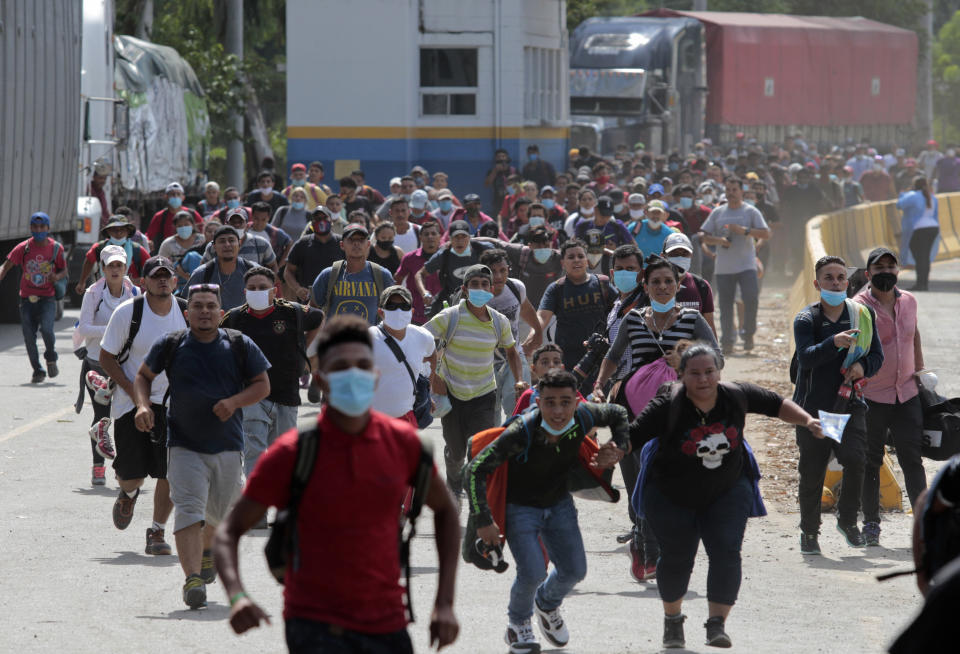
[4, 133, 958, 653]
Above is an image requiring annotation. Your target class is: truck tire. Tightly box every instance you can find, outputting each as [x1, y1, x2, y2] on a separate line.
[0, 268, 21, 323]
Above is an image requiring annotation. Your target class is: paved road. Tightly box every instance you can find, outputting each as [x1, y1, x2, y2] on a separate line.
[3, 263, 959, 653]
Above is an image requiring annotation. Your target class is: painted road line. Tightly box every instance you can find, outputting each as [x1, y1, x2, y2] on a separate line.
[0, 405, 75, 443]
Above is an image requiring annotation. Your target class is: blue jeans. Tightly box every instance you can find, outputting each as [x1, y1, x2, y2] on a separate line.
[715, 269, 759, 346]
[505, 495, 587, 623]
[242, 399, 298, 477]
[494, 357, 532, 423]
[643, 476, 752, 605]
[20, 297, 57, 372]
[284, 618, 412, 654]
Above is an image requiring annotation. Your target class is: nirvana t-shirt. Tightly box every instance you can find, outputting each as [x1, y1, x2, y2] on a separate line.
[629, 382, 782, 510]
[538, 274, 612, 371]
[312, 262, 395, 325]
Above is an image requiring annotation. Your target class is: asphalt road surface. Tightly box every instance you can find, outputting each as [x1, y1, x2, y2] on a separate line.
[3, 262, 958, 653]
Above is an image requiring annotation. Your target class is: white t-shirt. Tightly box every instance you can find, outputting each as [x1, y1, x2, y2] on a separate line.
[393, 223, 420, 255]
[370, 324, 435, 418]
[100, 296, 188, 418]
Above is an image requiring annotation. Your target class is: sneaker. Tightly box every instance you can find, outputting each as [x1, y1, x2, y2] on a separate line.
[46, 360, 58, 378]
[642, 560, 657, 580]
[629, 537, 644, 582]
[200, 549, 217, 584]
[534, 600, 569, 647]
[85, 371, 114, 405]
[837, 522, 866, 548]
[800, 532, 821, 555]
[504, 620, 540, 654]
[862, 521, 881, 547]
[88, 418, 115, 460]
[91, 465, 106, 486]
[704, 616, 732, 648]
[30, 369, 46, 384]
[145, 527, 172, 555]
[182, 574, 207, 609]
[112, 488, 139, 530]
[663, 613, 686, 649]
[743, 335, 755, 351]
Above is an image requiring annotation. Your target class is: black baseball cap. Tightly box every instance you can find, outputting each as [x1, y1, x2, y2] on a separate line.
[463, 193, 481, 204]
[449, 220, 471, 237]
[866, 247, 898, 268]
[596, 196, 615, 215]
[462, 264, 492, 284]
[342, 223, 369, 239]
[214, 225, 240, 241]
[142, 256, 175, 277]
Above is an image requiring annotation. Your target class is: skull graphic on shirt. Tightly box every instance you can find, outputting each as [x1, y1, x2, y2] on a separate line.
[696, 433, 731, 469]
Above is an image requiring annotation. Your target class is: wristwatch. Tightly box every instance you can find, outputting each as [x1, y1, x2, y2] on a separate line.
[744, 227, 751, 236]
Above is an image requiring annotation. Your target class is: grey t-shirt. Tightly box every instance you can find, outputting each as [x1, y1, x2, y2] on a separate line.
[700, 204, 768, 275]
[487, 278, 526, 361]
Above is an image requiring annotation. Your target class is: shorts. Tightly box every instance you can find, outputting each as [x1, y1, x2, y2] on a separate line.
[113, 405, 168, 481]
[167, 446, 244, 533]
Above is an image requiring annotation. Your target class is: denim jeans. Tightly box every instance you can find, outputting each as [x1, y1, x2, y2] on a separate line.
[862, 397, 926, 522]
[715, 269, 759, 347]
[242, 398, 299, 477]
[284, 618, 413, 654]
[440, 390, 496, 495]
[505, 495, 587, 624]
[20, 297, 57, 373]
[643, 475, 752, 605]
[494, 357, 532, 423]
[618, 451, 659, 562]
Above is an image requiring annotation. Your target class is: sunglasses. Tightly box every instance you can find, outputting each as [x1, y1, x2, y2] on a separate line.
[187, 283, 221, 300]
[383, 301, 412, 311]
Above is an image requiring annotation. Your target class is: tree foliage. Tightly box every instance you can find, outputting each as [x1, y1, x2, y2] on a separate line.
[934, 10, 960, 142]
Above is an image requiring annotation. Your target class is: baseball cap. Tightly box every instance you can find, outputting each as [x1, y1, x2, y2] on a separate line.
[291, 163, 306, 172]
[449, 220, 471, 237]
[165, 182, 184, 194]
[436, 189, 453, 200]
[596, 196, 615, 215]
[342, 223, 369, 239]
[647, 200, 668, 213]
[379, 284, 413, 307]
[311, 206, 333, 220]
[463, 193, 481, 204]
[928, 139, 939, 147]
[663, 232, 694, 254]
[410, 189, 429, 209]
[214, 225, 240, 241]
[142, 256, 175, 277]
[411, 165, 428, 175]
[99, 244, 128, 266]
[647, 183, 665, 196]
[225, 208, 248, 224]
[462, 264, 492, 284]
[866, 247, 898, 268]
[627, 193, 646, 205]
[389, 176, 402, 187]
[540, 185, 556, 195]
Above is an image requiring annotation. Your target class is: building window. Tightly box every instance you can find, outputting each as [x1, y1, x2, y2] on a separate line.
[420, 48, 477, 116]
[525, 47, 564, 122]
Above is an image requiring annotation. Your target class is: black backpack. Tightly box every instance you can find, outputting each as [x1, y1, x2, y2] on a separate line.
[789, 304, 823, 385]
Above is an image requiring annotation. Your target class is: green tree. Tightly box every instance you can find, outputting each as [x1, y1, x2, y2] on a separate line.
[934, 10, 960, 142]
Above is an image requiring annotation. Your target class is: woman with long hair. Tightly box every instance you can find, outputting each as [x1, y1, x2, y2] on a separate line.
[896, 176, 940, 291]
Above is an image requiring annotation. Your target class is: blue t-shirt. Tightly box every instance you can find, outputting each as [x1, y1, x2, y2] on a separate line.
[312, 261, 395, 325]
[631, 219, 677, 261]
[145, 329, 271, 454]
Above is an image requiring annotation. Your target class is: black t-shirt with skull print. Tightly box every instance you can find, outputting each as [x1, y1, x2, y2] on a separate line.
[629, 381, 783, 510]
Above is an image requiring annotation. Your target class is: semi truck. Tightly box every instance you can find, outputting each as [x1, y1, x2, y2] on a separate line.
[569, 10, 919, 155]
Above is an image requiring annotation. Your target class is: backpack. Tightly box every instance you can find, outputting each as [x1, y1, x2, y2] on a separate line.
[789, 304, 823, 385]
[322, 260, 388, 318]
[264, 423, 434, 624]
[223, 299, 312, 375]
[151, 327, 248, 408]
[115, 295, 189, 365]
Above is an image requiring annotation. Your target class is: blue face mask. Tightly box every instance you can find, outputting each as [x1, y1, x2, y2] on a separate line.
[542, 198, 555, 210]
[541, 415, 575, 436]
[168, 197, 183, 209]
[467, 288, 494, 307]
[529, 153, 539, 162]
[819, 288, 847, 306]
[679, 197, 694, 209]
[176, 226, 194, 240]
[292, 178, 305, 187]
[613, 269, 639, 294]
[650, 297, 676, 312]
[529, 216, 545, 228]
[291, 201, 305, 211]
[452, 245, 472, 257]
[438, 199, 453, 212]
[325, 367, 377, 417]
[226, 199, 241, 209]
[109, 236, 128, 246]
[32, 230, 48, 241]
[533, 248, 552, 264]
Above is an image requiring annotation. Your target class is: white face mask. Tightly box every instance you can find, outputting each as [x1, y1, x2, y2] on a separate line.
[382, 308, 412, 330]
[613, 203, 625, 213]
[629, 208, 645, 219]
[245, 289, 273, 311]
[701, 194, 714, 205]
[579, 206, 595, 217]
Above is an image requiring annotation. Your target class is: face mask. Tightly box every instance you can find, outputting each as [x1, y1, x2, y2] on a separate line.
[438, 199, 453, 212]
[245, 289, 273, 311]
[401, 193, 412, 202]
[314, 220, 331, 235]
[377, 239, 394, 250]
[533, 248, 552, 264]
[467, 288, 494, 307]
[529, 153, 539, 161]
[292, 178, 305, 187]
[542, 198, 555, 210]
[613, 270, 639, 294]
[613, 203, 625, 213]
[819, 288, 847, 306]
[669, 162, 679, 171]
[629, 208, 645, 219]
[701, 194, 714, 204]
[226, 198, 241, 209]
[528, 216, 546, 229]
[870, 272, 897, 292]
[668, 256, 691, 272]
[32, 231, 48, 241]
[260, 186, 273, 196]
[291, 201, 305, 211]
[650, 297, 676, 312]
[949, 149, 957, 158]
[541, 415, 575, 437]
[580, 206, 595, 217]
[873, 164, 884, 172]
[679, 197, 694, 209]
[168, 197, 183, 209]
[452, 245, 472, 257]
[382, 308, 413, 330]
[596, 175, 610, 185]
[109, 236, 128, 246]
[325, 367, 377, 417]
[176, 226, 194, 240]
[828, 174, 838, 182]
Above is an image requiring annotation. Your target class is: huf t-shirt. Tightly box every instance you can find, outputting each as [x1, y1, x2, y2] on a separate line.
[539, 274, 611, 371]
[312, 262, 394, 325]
[145, 329, 270, 453]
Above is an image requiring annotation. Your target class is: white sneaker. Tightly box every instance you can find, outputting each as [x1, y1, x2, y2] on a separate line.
[534, 601, 570, 647]
[504, 619, 541, 654]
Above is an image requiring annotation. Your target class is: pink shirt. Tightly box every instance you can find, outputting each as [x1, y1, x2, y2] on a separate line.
[855, 286, 919, 403]
[395, 248, 442, 325]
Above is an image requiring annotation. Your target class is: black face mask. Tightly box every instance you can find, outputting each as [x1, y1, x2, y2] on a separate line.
[871, 272, 897, 292]
[377, 239, 394, 250]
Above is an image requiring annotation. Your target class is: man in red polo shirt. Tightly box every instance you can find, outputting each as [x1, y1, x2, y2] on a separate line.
[145, 182, 203, 248]
[214, 316, 460, 653]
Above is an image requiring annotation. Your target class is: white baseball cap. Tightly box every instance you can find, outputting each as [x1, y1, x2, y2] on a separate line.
[627, 193, 646, 205]
[663, 232, 694, 254]
[410, 189, 429, 209]
[100, 244, 128, 266]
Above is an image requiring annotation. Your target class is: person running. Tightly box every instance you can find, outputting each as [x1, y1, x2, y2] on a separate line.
[312, 223, 394, 325]
[186, 226, 258, 311]
[395, 220, 443, 325]
[368, 222, 405, 275]
[222, 266, 323, 479]
[417, 220, 493, 316]
[74, 245, 139, 485]
[284, 207, 345, 305]
[597, 343, 821, 649]
[0, 212, 67, 383]
[658, 232, 717, 335]
[464, 369, 630, 654]
[76, 215, 152, 295]
[202, 208, 278, 271]
[424, 264, 527, 500]
[146, 182, 203, 247]
[214, 316, 460, 653]
[511, 344, 588, 415]
[135, 283, 271, 609]
[99, 256, 186, 556]
[793, 255, 883, 554]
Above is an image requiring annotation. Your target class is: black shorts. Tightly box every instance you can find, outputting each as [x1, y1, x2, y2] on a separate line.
[112, 404, 168, 481]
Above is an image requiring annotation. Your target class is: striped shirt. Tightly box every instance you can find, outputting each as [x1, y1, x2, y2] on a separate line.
[606, 307, 719, 379]
[425, 302, 515, 401]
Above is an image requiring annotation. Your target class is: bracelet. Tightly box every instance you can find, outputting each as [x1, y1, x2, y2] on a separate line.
[229, 591, 248, 607]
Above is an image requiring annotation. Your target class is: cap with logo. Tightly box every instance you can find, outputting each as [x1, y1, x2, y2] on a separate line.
[342, 223, 369, 239]
[142, 256, 176, 277]
[647, 200, 668, 213]
[663, 232, 694, 254]
[449, 220, 471, 237]
[165, 182, 184, 194]
[647, 183, 665, 196]
[596, 196, 615, 215]
[463, 193, 481, 204]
